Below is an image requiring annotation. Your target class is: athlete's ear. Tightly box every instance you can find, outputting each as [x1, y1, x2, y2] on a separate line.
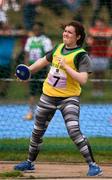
[77, 35, 81, 41]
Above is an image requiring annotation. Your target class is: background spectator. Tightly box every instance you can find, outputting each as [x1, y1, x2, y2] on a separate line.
[21, 0, 42, 31]
[0, 8, 7, 22]
[86, 17, 112, 96]
[2, 0, 20, 11]
[23, 21, 53, 120]
[62, 0, 85, 22]
[90, 0, 112, 26]
[107, 39, 112, 71]
[0, 22, 16, 97]
[42, 0, 65, 16]
[0, 0, 8, 23]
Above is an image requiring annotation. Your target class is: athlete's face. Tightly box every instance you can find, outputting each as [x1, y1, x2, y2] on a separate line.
[63, 25, 80, 48]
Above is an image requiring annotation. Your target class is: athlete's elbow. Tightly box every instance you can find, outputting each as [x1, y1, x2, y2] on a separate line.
[79, 73, 88, 85]
[79, 78, 88, 85]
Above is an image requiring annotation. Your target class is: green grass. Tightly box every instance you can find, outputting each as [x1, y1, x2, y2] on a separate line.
[0, 171, 23, 179]
[0, 137, 112, 163]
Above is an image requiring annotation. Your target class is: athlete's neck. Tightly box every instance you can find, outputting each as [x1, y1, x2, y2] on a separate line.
[65, 45, 78, 49]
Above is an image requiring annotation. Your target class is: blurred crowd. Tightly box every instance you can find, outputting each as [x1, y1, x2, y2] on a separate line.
[86, 17, 112, 96]
[0, 0, 112, 106]
[1, 0, 112, 27]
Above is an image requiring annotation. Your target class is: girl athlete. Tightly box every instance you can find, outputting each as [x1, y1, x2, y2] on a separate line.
[14, 21, 102, 176]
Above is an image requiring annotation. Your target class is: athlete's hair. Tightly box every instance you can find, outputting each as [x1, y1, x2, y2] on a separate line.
[61, 21, 86, 46]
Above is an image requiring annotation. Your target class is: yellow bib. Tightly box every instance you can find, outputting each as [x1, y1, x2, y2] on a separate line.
[43, 43, 86, 97]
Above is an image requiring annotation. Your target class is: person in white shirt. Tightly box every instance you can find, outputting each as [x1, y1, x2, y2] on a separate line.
[0, 10, 7, 22]
[24, 21, 53, 120]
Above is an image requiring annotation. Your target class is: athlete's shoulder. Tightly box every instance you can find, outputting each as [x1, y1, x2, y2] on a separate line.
[52, 43, 63, 53]
[76, 50, 88, 60]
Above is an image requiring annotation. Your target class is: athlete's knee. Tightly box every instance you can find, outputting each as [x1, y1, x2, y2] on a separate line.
[68, 127, 86, 145]
[34, 122, 47, 131]
[74, 135, 88, 147]
[67, 125, 80, 138]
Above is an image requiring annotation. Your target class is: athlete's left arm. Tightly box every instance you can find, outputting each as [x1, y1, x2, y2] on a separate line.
[58, 54, 92, 85]
[63, 65, 88, 85]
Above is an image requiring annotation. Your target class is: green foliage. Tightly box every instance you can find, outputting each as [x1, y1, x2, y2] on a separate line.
[0, 138, 112, 163]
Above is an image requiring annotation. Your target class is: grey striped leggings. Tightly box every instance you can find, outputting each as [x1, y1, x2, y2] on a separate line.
[28, 94, 95, 164]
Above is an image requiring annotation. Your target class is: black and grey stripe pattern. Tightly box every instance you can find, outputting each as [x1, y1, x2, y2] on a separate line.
[28, 94, 95, 164]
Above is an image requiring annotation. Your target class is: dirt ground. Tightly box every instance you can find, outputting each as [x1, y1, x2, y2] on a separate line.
[0, 161, 112, 179]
